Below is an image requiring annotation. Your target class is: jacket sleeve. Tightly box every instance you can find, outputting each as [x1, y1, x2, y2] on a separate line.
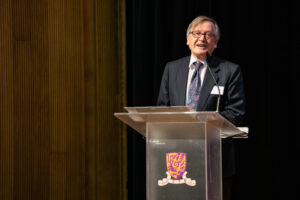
[220, 65, 246, 126]
[156, 63, 170, 106]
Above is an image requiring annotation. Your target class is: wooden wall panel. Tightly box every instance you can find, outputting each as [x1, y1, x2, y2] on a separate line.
[48, 0, 67, 154]
[96, 0, 127, 199]
[48, 0, 85, 199]
[0, 0, 126, 199]
[0, 0, 14, 199]
[12, 0, 50, 199]
[49, 154, 66, 200]
[83, 0, 97, 199]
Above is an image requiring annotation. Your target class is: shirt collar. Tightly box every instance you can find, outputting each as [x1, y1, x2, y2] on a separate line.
[189, 54, 207, 69]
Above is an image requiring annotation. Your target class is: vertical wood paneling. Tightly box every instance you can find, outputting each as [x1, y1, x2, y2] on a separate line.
[96, 0, 127, 199]
[12, 0, 50, 199]
[48, 0, 67, 153]
[48, 0, 67, 199]
[49, 154, 66, 200]
[13, 41, 34, 200]
[64, 1, 85, 200]
[0, 0, 14, 199]
[48, 0, 85, 199]
[1, 0, 126, 200]
[83, 0, 97, 199]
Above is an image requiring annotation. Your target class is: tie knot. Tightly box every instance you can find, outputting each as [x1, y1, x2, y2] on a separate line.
[194, 61, 202, 71]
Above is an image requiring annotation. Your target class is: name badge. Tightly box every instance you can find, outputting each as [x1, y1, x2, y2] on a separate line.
[211, 86, 224, 95]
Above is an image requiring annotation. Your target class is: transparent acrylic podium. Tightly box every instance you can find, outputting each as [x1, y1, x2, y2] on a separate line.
[114, 106, 247, 200]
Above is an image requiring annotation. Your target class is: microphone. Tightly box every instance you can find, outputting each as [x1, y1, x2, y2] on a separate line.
[206, 53, 221, 113]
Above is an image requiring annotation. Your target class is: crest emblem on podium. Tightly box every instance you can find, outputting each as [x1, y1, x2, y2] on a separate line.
[167, 152, 186, 179]
[158, 152, 196, 186]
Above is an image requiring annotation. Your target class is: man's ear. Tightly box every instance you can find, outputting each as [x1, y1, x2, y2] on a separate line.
[214, 38, 219, 48]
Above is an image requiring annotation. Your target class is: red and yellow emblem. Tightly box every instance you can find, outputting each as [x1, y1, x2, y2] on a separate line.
[166, 152, 187, 179]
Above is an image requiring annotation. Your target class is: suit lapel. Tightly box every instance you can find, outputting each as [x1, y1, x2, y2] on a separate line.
[197, 56, 220, 111]
[176, 57, 190, 105]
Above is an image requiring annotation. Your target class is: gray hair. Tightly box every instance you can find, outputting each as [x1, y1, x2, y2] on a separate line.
[186, 16, 220, 40]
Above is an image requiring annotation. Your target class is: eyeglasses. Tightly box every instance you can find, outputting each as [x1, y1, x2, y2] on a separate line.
[189, 31, 215, 40]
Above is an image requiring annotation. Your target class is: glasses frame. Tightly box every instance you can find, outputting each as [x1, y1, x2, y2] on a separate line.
[189, 31, 215, 40]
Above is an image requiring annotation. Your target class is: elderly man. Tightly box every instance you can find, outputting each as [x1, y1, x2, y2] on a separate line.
[157, 15, 246, 200]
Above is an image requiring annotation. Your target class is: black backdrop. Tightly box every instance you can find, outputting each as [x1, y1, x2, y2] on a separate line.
[126, 0, 299, 199]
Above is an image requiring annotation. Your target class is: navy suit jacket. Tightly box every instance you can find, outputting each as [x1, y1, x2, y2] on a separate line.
[157, 54, 246, 177]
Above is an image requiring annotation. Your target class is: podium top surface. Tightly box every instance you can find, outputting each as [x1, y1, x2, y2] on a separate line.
[114, 106, 247, 138]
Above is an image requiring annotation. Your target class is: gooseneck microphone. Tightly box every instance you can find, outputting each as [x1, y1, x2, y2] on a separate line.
[206, 53, 221, 113]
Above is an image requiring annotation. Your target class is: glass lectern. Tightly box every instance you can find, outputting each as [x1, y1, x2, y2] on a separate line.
[114, 106, 247, 200]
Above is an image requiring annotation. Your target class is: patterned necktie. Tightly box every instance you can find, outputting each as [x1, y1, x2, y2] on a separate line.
[187, 62, 202, 111]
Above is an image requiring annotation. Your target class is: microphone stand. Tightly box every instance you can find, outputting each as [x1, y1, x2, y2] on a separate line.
[206, 53, 221, 113]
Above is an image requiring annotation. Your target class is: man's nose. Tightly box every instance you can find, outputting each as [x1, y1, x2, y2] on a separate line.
[199, 34, 206, 40]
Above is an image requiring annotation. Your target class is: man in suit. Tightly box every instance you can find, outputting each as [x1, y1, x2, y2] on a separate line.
[157, 16, 245, 200]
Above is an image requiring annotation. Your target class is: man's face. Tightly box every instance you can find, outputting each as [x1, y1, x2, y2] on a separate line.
[186, 21, 219, 60]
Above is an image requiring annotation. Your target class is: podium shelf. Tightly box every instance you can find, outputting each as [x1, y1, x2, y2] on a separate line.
[114, 110, 246, 138]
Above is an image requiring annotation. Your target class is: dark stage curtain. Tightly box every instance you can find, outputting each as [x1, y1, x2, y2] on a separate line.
[126, 0, 298, 199]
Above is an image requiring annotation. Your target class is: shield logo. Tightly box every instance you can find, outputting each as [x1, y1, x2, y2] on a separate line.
[166, 152, 186, 179]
